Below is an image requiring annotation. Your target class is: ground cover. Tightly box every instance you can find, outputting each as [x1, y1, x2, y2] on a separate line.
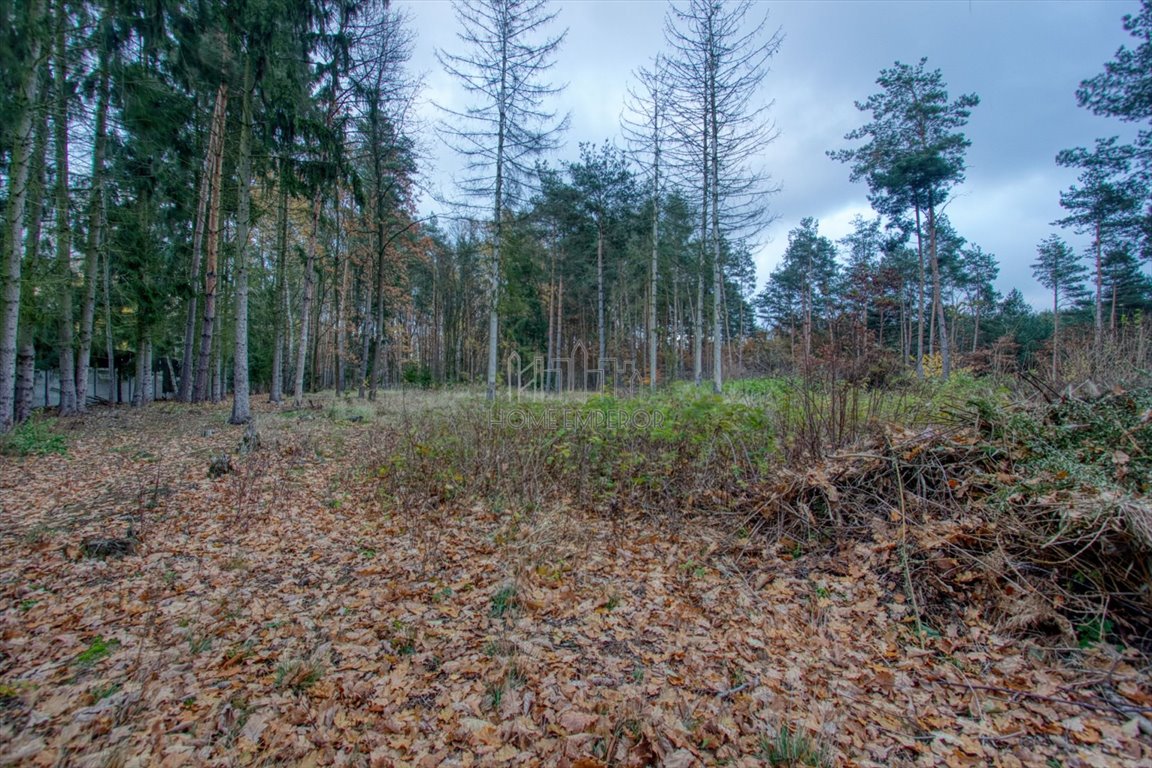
[1, 389, 1150, 767]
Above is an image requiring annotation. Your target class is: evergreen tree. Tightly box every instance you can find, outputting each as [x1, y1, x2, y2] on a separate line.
[758, 218, 837, 360]
[1032, 234, 1089, 380]
[1056, 136, 1141, 357]
[1076, 0, 1152, 260]
[567, 142, 635, 374]
[831, 58, 979, 379]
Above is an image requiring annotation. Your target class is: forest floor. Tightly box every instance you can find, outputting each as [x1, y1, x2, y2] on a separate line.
[1, 394, 1151, 767]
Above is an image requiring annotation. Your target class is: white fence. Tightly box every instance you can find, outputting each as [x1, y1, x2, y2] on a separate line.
[31, 367, 164, 409]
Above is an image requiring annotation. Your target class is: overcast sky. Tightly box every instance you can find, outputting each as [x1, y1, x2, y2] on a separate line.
[395, 0, 1144, 307]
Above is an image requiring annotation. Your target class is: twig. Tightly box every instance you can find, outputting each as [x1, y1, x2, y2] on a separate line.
[1103, 654, 1152, 736]
[1100, 687, 1152, 736]
[889, 446, 925, 645]
[933, 679, 1152, 716]
[716, 676, 759, 699]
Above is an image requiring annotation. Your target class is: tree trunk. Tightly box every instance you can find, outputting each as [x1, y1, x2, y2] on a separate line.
[596, 223, 606, 381]
[77, 59, 109, 411]
[0, 0, 46, 432]
[53, 1, 77, 415]
[358, 276, 372, 398]
[971, 302, 981, 354]
[1093, 220, 1103, 368]
[293, 193, 321, 406]
[709, 46, 723, 395]
[103, 243, 115, 403]
[193, 82, 229, 402]
[648, 189, 659, 391]
[1052, 285, 1060, 382]
[927, 196, 950, 378]
[270, 176, 288, 403]
[487, 202, 503, 401]
[693, 274, 703, 387]
[369, 216, 387, 400]
[133, 333, 148, 407]
[230, 63, 254, 424]
[335, 189, 349, 395]
[913, 203, 925, 378]
[15, 339, 35, 424]
[180, 91, 223, 402]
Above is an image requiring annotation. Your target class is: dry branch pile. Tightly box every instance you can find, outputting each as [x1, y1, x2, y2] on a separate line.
[752, 387, 1152, 650]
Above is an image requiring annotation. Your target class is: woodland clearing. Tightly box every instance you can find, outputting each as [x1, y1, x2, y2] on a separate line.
[1, 389, 1151, 767]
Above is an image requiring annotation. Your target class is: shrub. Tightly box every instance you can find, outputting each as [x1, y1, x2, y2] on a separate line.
[2, 417, 67, 457]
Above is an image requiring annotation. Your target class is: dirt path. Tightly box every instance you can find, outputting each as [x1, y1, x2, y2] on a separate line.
[1, 402, 1149, 766]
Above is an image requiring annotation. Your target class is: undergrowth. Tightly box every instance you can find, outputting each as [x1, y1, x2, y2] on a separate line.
[2, 417, 68, 457]
[370, 388, 777, 519]
[359, 374, 1151, 648]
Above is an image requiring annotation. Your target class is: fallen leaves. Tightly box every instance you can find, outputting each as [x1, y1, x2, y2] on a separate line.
[0, 401, 1149, 766]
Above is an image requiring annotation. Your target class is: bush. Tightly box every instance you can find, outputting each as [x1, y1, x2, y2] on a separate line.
[370, 389, 776, 520]
[2, 417, 67, 457]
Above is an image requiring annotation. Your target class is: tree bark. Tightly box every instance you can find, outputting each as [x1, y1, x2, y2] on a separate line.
[335, 189, 348, 395]
[709, 42, 723, 395]
[648, 185, 659, 391]
[1093, 219, 1103, 368]
[103, 241, 115, 403]
[193, 83, 229, 402]
[0, 0, 46, 432]
[596, 222, 606, 380]
[15, 339, 35, 424]
[77, 57, 109, 411]
[487, 133, 504, 402]
[269, 175, 288, 403]
[927, 195, 950, 378]
[180, 91, 222, 402]
[230, 62, 254, 424]
[293, 193, 321, 406]
[53, 0, 77, 415]
[1052, 284, 1060, 382]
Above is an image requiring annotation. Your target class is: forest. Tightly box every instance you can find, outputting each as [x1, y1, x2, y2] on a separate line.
[1, 0, 1152, 765]
[0, 0, 1146, 422]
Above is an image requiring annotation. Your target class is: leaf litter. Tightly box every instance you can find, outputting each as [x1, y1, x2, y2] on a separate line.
[0, 400, 1149, 767]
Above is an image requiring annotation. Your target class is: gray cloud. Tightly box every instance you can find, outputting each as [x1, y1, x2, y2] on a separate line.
[398, 0, 1144, 307]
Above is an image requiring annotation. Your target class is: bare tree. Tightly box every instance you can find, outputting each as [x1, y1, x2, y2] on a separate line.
[665, 0, 781, 392]
[622, 56, 669, 391]
[436, 0, 567, 400]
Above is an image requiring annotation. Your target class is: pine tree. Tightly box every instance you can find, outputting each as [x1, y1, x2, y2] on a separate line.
[831, 58, 979, 379]
[1032, 235, 1089, 381]
[1056, 137, 1141, 359]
